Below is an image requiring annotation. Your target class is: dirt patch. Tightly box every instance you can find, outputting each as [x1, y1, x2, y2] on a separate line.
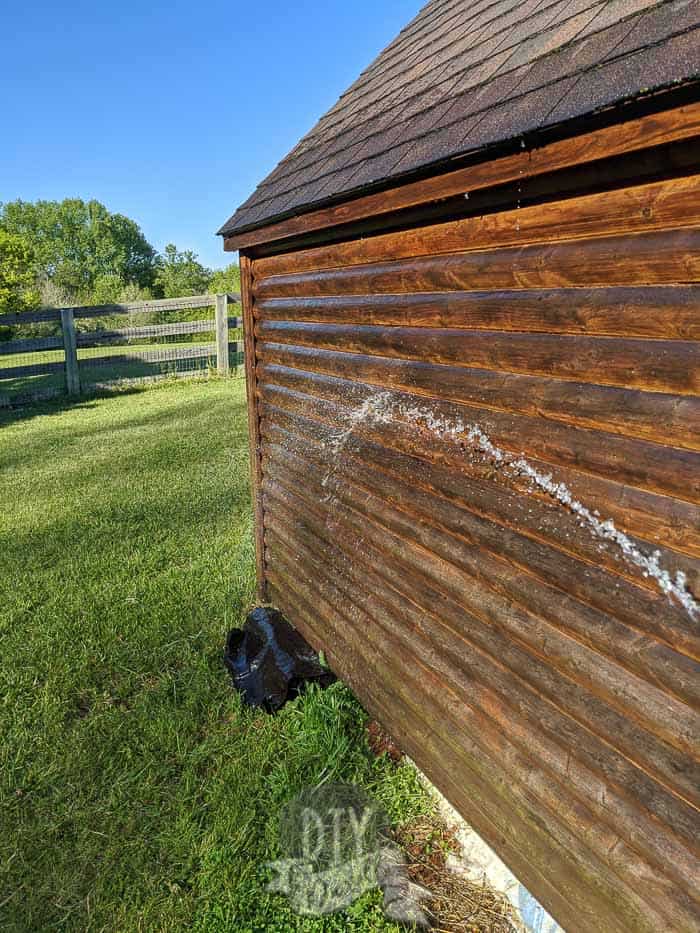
[365, 723, 521, 930]
[394, 816, 519, 933]
[367, 720, 404, 764]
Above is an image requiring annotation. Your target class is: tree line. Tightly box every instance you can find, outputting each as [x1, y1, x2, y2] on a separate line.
[0, 198, 239, 316]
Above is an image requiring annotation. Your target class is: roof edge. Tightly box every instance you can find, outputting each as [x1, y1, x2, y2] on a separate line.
[219, 81, 700, 248]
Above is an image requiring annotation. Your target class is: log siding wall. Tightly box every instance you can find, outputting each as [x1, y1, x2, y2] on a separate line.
[243, 165, 700, 932]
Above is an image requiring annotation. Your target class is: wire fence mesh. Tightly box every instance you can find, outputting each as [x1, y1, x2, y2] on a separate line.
[0, 294, 243, 407]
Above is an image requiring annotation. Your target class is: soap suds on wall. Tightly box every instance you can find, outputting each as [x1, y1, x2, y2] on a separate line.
[326, 390, 698, 621]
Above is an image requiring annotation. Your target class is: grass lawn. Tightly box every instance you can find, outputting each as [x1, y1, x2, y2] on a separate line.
[0, 379, 429, 932]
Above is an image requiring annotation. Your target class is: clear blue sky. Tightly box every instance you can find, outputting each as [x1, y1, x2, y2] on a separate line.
[2, 1, 422, 269]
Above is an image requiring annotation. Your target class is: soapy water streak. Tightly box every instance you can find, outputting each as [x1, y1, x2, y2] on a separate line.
[326, 391, 698, 621]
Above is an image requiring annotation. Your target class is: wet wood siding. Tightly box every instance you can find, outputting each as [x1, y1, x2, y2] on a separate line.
[244, 169, 700, 933]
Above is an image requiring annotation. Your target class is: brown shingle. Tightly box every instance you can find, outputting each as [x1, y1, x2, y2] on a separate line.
[464, 74, 580, 149]
[512, 16, 640, 95]
[498, 4, 605, 71]
[219, 0, 700, 237]
[581, 0, 660, 34]
[546, 27, 700, 123]
[613, 0, 700, 53]
[391, 115, 487, 176]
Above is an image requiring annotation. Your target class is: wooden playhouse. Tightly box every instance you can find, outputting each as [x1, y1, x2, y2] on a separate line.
[219, 2, 700, 930]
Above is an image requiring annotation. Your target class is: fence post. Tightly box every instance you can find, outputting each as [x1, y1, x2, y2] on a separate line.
[215, 294, 230, 377]
[60, 307, 81, 397]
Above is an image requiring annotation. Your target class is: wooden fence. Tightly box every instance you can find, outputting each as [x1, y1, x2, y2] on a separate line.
[0, 293, 242, 406]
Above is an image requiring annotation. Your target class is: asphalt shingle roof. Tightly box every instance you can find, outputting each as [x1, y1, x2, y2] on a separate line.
[219, 0, 700, 237]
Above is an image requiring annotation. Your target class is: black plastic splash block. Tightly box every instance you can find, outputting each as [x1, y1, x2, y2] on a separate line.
[224, 607, 336, 713]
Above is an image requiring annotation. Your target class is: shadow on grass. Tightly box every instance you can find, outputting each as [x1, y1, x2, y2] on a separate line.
[0, 351, 243, 429]
[0, 375, 244, 434]
[0, 385, 147, 429]
[0, 386, 248, 478]
[0, 381, 251, 574]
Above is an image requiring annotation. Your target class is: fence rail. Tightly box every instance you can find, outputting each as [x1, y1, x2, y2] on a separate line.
[0, 293, 242, 407]
[0, 336, 64, 356]
[75, 317, 241, 345]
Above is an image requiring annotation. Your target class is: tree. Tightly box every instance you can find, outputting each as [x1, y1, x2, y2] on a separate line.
[0, 198, 157, 303]
[0, 229, 39, 315]
[153, 244, 212, 298]
[209, 262, 241, 296]
[89, 274, 153, 306]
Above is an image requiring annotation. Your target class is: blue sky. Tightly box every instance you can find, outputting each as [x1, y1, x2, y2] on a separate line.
[2, 1, 422, 269]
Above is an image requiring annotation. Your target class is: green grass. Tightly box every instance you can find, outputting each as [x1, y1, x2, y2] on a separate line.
[0, 379, 429, 932]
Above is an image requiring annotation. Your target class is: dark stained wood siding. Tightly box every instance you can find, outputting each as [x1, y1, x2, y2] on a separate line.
[244, 166, 700, 933]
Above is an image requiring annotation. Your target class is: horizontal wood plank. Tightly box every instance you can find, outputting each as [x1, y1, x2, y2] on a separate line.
[255, 286, 700, 340]
[249, 156, 700, 933]
[264, 504, 700, 888]
[77, 319, 214, 344]
[75, 317, 242, 346]
[265, 491, 699, 826]
[259, 370, 700, 506]
[260, 405, 700, 655]
[253, 228, 700, 298]
[262, 456, 700, 812]
[262, 427, 699, 705]
[265, 538, 694, 932]
[266, 578, 644, 933]
[261, 392, 700, 574]
[257, 321, 700, 395]
[260, 389, 700, 591]
[258, 345, 700, 451]
[254, 174, 700, 277]
[0, 308, 61, 325]
[260, 392, 700, 654]
[72, 294, 238, 319]
[0, 336, 63, 355]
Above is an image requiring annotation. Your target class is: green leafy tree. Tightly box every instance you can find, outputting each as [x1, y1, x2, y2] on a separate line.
[209, 262, 241, 296]
[0, 198, 157, 302]
[90, 274, 153, 306]
[0, 229, 40, 315]
[154, 244, 212, 298]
